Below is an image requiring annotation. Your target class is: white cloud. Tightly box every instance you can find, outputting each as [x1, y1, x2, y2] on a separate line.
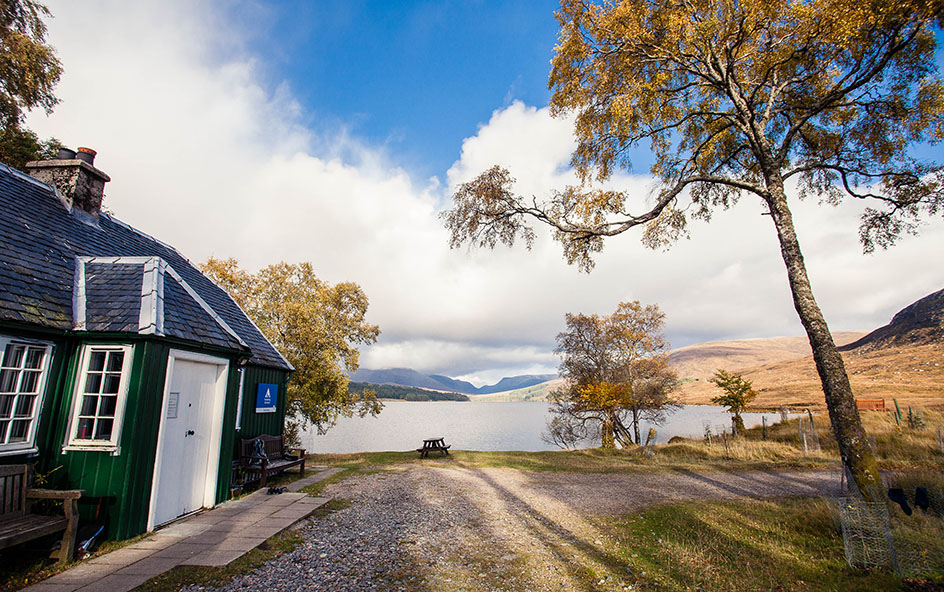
[25, 1, 944, 384]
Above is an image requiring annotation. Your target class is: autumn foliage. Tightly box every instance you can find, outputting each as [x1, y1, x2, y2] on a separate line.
[547, 301, 678, 449]
[201, 258, 380, 435]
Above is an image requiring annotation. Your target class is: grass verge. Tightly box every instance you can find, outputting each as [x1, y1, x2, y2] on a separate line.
[605, 497, 941, 592]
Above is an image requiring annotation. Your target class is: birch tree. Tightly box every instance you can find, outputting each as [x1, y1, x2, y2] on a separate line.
[549, 300, 678, 449]
[443, 0, 944, 498]
[201, 258, 381, 435]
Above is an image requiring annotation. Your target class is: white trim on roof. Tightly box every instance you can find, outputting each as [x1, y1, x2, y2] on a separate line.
[73, 257, 87, 331]
[203, 274, 294, 371]
[139, 257, 165, 335]
[163, 264, 247, 348]
[73, 256, 246, 348]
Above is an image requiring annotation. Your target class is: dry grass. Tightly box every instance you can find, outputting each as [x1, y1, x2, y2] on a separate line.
[306, 409, 944, 475]
[676, 342, 944, 411]
[670, 331, 866, 380]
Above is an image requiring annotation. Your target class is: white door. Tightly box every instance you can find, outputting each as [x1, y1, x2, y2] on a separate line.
[151, 357, 225, 527]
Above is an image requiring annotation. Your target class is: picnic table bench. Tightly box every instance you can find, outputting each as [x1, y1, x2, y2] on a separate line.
[0, 464, 83, 565]
[416, 437, 451, 458]
[238, 434, 306, 488]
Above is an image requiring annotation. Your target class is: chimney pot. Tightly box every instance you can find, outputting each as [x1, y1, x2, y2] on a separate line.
[25, 149, 110, 217]
[75, 147, 97, 165]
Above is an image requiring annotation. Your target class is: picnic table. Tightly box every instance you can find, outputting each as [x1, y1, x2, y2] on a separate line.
[417, 437, 451, 458]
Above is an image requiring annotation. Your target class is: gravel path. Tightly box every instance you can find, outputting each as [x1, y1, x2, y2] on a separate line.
[186, 466, 840, 592]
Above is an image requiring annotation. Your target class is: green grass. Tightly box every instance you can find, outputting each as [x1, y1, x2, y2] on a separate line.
[308, 445, 836, 475]
[605, 498, 933, 592]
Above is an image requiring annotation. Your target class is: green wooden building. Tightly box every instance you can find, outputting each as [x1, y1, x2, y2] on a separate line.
[0, 150, 292, 539]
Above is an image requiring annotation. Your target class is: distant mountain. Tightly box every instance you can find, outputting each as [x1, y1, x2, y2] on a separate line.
[840, 287, 944, 352]
[347, 381, 469, 402]
[477, 374, 557, 394]
[350, 367, 556, 395]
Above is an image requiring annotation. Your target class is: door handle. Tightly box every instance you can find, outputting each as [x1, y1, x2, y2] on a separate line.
[186, 430, 195, 436]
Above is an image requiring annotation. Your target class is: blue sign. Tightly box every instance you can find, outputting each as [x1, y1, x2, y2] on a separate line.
[256, 383, 278, 413]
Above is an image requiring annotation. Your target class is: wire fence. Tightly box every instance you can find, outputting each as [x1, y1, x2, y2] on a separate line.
[798, 416, 820, 455]
[838, 475, 944, 578]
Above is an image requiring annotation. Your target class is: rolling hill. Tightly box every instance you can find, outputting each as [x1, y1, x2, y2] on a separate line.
[673, 289, 944, 410]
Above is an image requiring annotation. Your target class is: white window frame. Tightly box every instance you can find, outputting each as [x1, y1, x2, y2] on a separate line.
[63, 344, 134, 454]
[0, 335, 54, 457]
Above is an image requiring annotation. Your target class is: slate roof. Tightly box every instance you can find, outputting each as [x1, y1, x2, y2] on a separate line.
[0, 163, 291, 370]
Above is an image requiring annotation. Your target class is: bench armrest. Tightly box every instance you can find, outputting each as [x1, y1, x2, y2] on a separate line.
[27, 488, 83, 500]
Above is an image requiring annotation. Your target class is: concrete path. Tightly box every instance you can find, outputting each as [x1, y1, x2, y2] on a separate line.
[23, 467, 344, 592]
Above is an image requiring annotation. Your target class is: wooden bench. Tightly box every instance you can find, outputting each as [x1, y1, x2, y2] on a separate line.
[856, 398, 886, 411]
[238, 435, 306, 488]
[416, 437, 451, 458]
[0, 464, 83, 565]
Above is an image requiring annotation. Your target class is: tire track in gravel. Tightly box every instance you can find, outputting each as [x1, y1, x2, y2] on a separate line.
[194, 466, 841, 592]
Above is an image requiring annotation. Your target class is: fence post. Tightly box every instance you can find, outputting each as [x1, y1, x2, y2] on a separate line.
[762, 416, 768, 441]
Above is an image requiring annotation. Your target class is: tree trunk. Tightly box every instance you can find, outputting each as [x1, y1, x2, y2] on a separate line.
[632, 408, 641, 445]
[764, 179, 883, 500]
[601, 417, 615, 449]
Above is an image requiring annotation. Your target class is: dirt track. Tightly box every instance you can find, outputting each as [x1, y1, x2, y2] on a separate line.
[204, 466, 841, 592]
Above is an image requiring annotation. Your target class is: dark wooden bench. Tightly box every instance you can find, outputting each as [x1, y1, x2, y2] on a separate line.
[0, 464, 83, 565]
[238, 435, 306, 487]
[416, 437, 451, 458]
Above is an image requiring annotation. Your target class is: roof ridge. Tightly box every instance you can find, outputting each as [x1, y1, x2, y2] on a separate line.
[101, 213, 190, 263]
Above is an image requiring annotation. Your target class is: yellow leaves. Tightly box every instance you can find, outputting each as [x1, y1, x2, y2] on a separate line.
[200, 258, 380, 430]
[576, 381, 635, 413]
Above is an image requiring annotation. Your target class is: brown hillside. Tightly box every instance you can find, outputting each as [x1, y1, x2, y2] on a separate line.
[675, 287, 944, 411]
[676, 342, 944, 411]
[840, 287, 944, 351]
[669, 332, 866, 381]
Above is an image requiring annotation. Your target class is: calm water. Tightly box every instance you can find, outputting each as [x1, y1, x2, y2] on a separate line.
[300, 401, 790, 453]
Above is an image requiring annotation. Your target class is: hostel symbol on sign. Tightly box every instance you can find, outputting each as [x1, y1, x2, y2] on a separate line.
[256, 383, 278, 413]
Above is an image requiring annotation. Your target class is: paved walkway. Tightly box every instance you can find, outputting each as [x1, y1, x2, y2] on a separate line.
[24, 467, 343, 592]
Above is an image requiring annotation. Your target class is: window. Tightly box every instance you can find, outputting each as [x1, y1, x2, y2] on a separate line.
[0, 336, 53, 455]
[65, 344, 133, 451]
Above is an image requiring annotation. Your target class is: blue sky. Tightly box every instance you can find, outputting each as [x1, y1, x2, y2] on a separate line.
[244, 1, 561, 178]
[25, 1, 944, 385]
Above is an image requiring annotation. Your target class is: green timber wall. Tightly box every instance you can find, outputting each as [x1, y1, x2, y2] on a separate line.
[236, 365, 289, 440]
[0, 326, 274, 541]
[43, 340, 244, 540]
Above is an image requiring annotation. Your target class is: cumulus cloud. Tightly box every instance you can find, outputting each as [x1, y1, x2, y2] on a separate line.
[26, 1, 944, 385]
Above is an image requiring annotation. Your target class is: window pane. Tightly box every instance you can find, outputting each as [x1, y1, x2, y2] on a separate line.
[0, 395, 13, 417]
[76, 418, 93, 439]
[2, 344, 24, 368]
[88, 351, 106, 372]
[102, 373, 121, 395]
[80, 395, 98, 417]
[98, 395, 116, 417]
[0, 369, 18, 393]
[19, 371, 38, 393]
[14, 395, 35, 417]
[106, 352, 124, 372]
[9, 419, 28, 442]
[84, 372, 102, 394]
[0, 419, 7, 443]
[94, 418, 113, 440]
[24, 347, 44, 370]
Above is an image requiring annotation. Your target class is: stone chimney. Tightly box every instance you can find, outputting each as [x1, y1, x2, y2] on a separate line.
[26, 147, 111, 217]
